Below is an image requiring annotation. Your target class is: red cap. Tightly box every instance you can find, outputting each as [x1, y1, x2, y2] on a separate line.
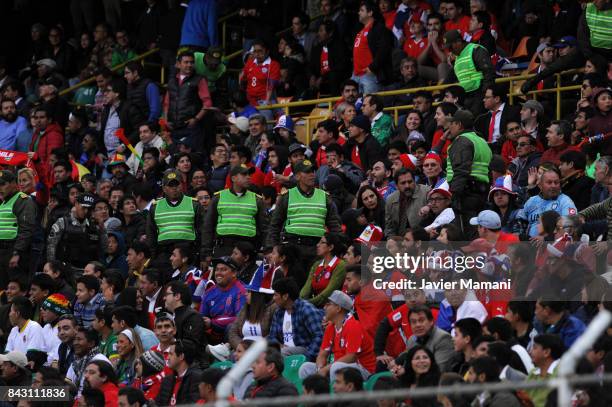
[423, 152, 442, 166]
[398, 154, 418, 170]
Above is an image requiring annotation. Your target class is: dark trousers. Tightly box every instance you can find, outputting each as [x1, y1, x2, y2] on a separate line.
[0, 245, 28, 290]
[70, 0, 96, 36]
[453, 181, 489, 240]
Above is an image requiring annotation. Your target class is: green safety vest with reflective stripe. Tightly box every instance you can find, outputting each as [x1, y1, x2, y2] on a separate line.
[586, 4, 612, 50]
[0, 192, 22, 240]
[285, 187, 327, 237]
[154, 195, 196, 241]
[216, 189, 258, 237]
[446, 132, 492, 184]
[454, 43, 484, 93]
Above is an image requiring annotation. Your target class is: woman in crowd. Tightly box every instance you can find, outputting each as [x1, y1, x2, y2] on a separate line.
[115, 328, 145, 386]
[393, 345, 441, 407]
[254, 133, 281, 172]
[268, 243, 305, 288]
[355, 185, 386, 227]
[401, 109, 426, 147]
[102, 231, 128, 277]
[228, 285, 276, 350]
[300, 232, 347, 307]
[189, 169, 207, 195]
[431, 102, 458, 160]
[132, 350, 165, 401]
[142, 147, 165, 197]
[488, 175, 522, 234]
[263, 145, 289, 193]
[18, 167, 37, 196]
[336, 102, 357, 139]
[42, 260, 75, 302]
[172, 152, 194, 193]
[68, 183, 84, 206]
[233, 339, 255, 400]
[116, 287, 150, 328]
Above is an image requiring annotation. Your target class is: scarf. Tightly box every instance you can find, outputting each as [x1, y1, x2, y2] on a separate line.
[72, 346, 100, 388]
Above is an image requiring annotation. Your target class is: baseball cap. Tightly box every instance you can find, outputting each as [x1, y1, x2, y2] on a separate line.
[0, 170, 16, 184]
[77, 193, 96, 208]
[327, 290, 353, 311]
[444, 30, 463, 48]
[230, 164, 255, 177]
[449, 109, 474, 128]
[294, 160, 315, 173]
[469, 210, 502, 230]
[176, 137, 192, 148]
[228, 115, 249, 133]
[553, 36, 577, 48]
[536, 42, 553, 55]
[162, 169, 181, 186]
[521, 100, 544, 115]
[288, 143, 307, 155]
[213, 256, 239, 270]
[349, 115, 371, 133]
[0, 351, 28, 369]
[37, 58, 57, 70]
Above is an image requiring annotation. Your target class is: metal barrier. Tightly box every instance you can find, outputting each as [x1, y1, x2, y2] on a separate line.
[258, 69, 583, 123]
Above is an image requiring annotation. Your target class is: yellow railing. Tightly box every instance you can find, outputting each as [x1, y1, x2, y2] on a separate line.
[258, 69, 583, 123]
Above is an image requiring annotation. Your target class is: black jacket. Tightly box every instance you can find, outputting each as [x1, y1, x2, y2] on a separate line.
[474, 104, 521, 145]
[366, 20, 395, 85]
[121, 213, 146, 247]
[309, 33, 351, 94]
[155, 366, 202, 406]
[344, 135, 384, 173]
[521, 47, 585, 94]
[173, 305, 208, 368]
[99, 101, 140, 148]
[245, 375, 298, 399]
[562, 172, 595, 211]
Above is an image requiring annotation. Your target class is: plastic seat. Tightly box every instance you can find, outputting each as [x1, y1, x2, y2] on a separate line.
[210, 360, 234, 370]
[364, 371, 393, 391]
[283, 354, 307, 394]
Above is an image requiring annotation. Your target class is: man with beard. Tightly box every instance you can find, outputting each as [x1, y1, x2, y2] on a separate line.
[385, 168, 430, 237]
[0, 99, 27, 150]
[67, 326, 110, 394]
[522, 168, 577, 237]
[53, 314, 78, 375]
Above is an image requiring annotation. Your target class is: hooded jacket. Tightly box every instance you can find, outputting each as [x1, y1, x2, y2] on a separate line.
[103, 231, 129, 277]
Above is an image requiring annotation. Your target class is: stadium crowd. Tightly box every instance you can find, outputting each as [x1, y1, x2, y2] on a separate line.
[0, 0, 610, 406]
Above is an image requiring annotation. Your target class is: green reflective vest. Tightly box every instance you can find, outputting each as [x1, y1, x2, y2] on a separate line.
[285, 187, 327, 237]
[0, 192, 22, 240]
[216, 189, 258, 237]
[586, 4, 612, 50]
[454, 43, 484, 93]
[154, 195, 196, 242]
[446, 132, 492, 184]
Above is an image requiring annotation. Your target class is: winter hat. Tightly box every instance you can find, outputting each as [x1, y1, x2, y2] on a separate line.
[350, 115, 371, 133]
[488, 175, 517, 200]
[274, 115, 295, 133]
[547, 234, 573, 258]
[427, 178, 452, 199]
[41, 293, 71, 316]
[140, 350, 165, 375]
[355, 224, 384, 247]
[398, 153, 418, 171]
[423, 152, 442, 166]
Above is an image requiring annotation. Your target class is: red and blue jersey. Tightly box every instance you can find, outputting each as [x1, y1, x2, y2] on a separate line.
[199, 280, 247, 335]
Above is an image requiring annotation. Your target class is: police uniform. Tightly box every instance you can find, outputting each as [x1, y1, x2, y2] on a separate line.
[0, 171, 37, 287]
[446, 110, 492, 238]
[265, 160, 342, 267]
[201, 165, 268, 259]
[47, 193, 105, 271]
[146, 170, 203, 271]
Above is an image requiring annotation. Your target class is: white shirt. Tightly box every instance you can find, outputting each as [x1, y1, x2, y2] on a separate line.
[127, 135, 165, 174]
[282, 311, 295, 347]
[147, 288, 162, 314]
[242, 321, 263, 340]
[489, 102, 505, 143]
[6, 320, 45, 353]
[42, 323, 61, 364]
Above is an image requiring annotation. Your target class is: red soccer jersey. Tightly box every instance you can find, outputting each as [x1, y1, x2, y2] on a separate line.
[353, 22, 374, 76]
[311, 256, 341, 295]
[242, 57, 281, 106]
[431, 129, 450, 160]
[354, 284, 392, 341]
[321, 314, 376, 373]
[351, 145, 363, 169]
[320, 47, 330, 76]
[403, 36, 428, 59]
[445, 15, 471, 37]
[494, 232, 519, 254]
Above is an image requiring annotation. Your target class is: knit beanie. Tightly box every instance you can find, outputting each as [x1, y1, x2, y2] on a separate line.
[140, 350, 165, 376]
[41, 293, 71, 316]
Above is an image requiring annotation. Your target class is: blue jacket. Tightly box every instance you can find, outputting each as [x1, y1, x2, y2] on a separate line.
[268, 299, 324, 361]
[103, 231, 129, 278]
[180, 0, 218, 48]
[0, 117, 28, 150]
[534, 312, 586, 350]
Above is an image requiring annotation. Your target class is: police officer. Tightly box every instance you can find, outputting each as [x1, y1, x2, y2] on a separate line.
[146, 169, 203, 273]
[444, 29, 495, 115]
[0, 170, 36, 287]
[266, 160, 342, 266]
[445, 109, 492, 238]
[47, 193, 106, 271]
[201, 165, 268, 267]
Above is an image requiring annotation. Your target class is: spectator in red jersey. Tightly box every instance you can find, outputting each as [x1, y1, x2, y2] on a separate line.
[392, 0, 432, 41]
[344, 115, 385, 172]
[469, 0, 499, 39]
[132, 350, 165, 400]
[541, 120, 577, 165]
[240, 39, 281, 109]
[418, 12, 449, 83]
[351, 1, 394, 94]
[262, 145, 289, 194]
[500, 121, 523, 164]
[402, 17, 428, 60]
[298, 290, 376, 380]
[470, 209, 519, 254]
[309, 20, 351, 96]
[27, 106, 64, 170]
[310, 119, 345, 168]
[379, 0, 397, 30]
[443, 0, 471, 37]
